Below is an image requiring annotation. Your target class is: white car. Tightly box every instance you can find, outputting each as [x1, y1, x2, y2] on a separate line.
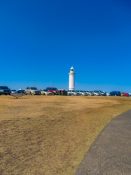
[25, 87, 41, 95]
[67, 91, 77, 96]
[93, 91, 100, 96]
[85, 91, 92, 96]
[41, 90, 53, 96]
[11, 90, 17, 94]
[106, 92, 110, 96]
[79, 91, 87, 96]
[128, 93, 131, 96]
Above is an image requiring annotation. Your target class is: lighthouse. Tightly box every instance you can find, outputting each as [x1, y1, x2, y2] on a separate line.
[69, 66, 75, 91]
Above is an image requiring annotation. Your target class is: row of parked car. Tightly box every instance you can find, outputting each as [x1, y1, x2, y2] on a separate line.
[0, 86, 131, 97]
[0, 86, 67, 96]
[67, 90, 131, 96]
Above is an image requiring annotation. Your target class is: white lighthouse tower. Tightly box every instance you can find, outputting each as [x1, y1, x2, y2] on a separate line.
[69, 66, 75, 91]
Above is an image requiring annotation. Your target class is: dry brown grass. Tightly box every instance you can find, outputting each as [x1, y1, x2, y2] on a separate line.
[0, 96, 131, 175]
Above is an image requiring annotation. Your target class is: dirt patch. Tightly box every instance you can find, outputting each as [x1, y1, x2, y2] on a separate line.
[0, 96, 131, 175]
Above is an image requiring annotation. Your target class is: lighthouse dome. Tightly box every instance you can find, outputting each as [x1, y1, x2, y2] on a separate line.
[70, 66, 74, 71]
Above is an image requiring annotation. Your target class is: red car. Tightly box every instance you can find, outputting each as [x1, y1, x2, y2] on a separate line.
[121, 92, 129, 97]
[45, 87, 59, 95]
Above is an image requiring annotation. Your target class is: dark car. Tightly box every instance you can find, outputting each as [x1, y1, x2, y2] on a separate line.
[110, 91, 121, 96]
[57, 89, 67, 96]
[0, 86, 11, 95]
[17, 90, 26, 94]
[99, 91, 107, 96]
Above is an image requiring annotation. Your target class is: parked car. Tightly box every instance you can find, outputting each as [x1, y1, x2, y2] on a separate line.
[121, 92, 129, 97]
[93, 91, 100, 96]
[45, 87, 59, 95]
[110, 91, 121, 96]
[85, 91, 92, 96]
[106, 92, 110, 96]
[99, 91, 107, 96]
[57, 89, 67, 96]
[129, 93, 131, 96]
[92, 90, 106, 96]
[79, 90, 88, 96]
[0, 86, 11, 95]
[17, 89, 26, 94]
[75, 90, 83, 96]
[25, 87, 41, 95]
[11, 90, 17, 94]
[89, 91, 95, 96]
[67, 90, 77, 96]
[40, 89, 54, 95]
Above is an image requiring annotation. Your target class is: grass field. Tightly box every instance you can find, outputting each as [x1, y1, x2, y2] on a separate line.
[0, 96, 131, 175]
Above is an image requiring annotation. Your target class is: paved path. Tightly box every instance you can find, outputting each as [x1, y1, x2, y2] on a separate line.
[76, 110, 131, 175]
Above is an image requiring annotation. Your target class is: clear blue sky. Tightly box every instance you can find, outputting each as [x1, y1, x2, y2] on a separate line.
[0, 0, 131, 91]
